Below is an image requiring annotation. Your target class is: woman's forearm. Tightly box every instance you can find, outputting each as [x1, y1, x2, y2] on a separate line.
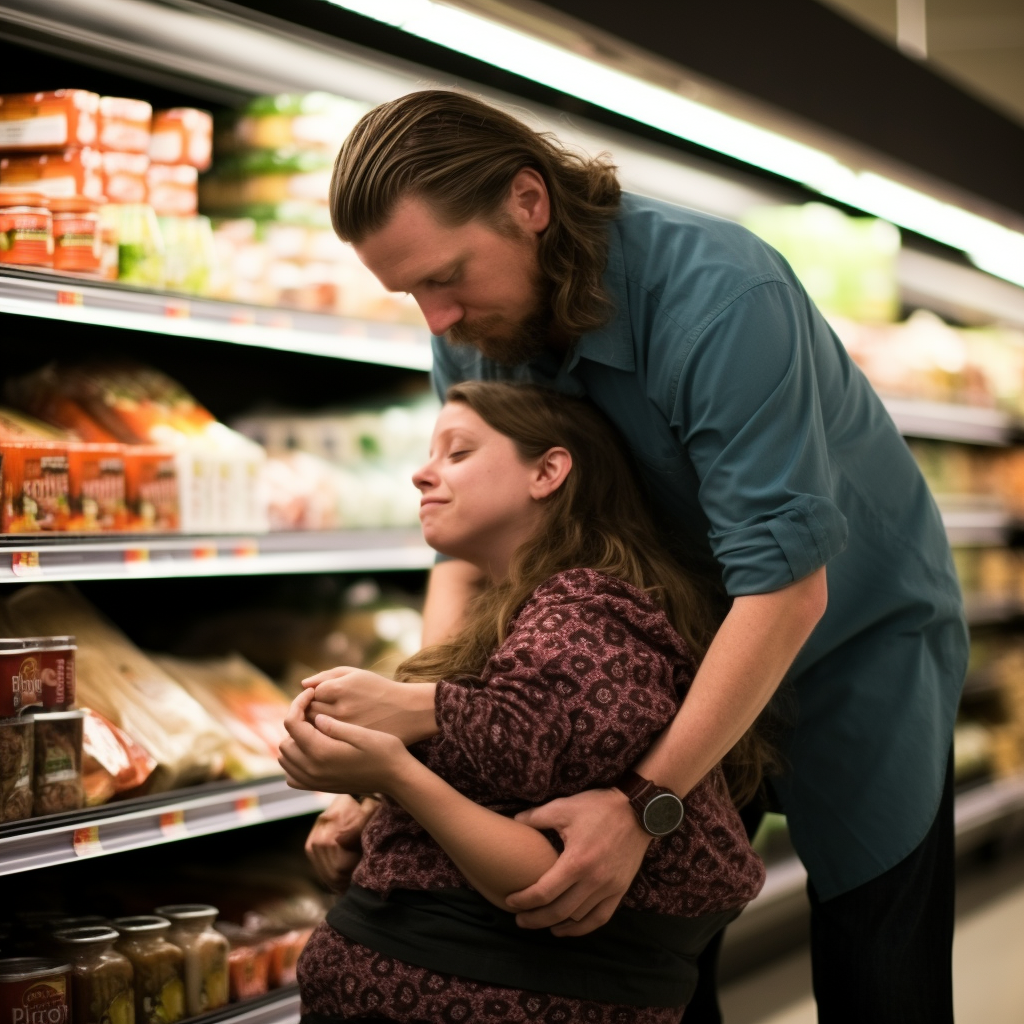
[389, 755, 557, 910]
[638, 566, 827, 796]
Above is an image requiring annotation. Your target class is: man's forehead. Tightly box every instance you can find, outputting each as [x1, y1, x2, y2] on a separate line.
[355, 196, 463, 285]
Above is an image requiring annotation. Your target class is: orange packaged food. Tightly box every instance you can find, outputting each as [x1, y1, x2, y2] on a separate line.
[66, 442, 128, 532]
[124, 446, 180, 531]
[0, 149, 104, 200]
[146, 163, 198, 217]
[150, 109, 213, 171]
[0, 192, 52, 266]
[97, 96, 152, 153]
[0, 90, 99, 151]
[81, 707, 157, 805]
[0, 441, 70, 533]
[49, 195, 102, 274]
[99, 151, 149, 204]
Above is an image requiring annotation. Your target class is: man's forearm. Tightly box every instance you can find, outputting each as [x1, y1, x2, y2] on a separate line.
[421, 559, 486, 647]
[638, 567, 827, 796]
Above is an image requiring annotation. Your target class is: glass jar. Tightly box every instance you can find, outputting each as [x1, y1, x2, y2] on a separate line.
[0, 192, 53, 266]
[48, 196, 101, 273]
[111, 917, 183, 1024]
[153, 906, 228, 1016]
[53, 926, 135, 1024]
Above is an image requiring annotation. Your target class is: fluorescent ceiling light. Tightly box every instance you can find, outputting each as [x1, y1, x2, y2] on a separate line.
[326, 0, 1024, 289]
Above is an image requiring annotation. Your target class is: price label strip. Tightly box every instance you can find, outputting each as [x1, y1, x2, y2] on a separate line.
[11, 552, 41, 577]
[72, 826, 103, 858]
[234, 795, 262, 825]
[159, 809, 188, 839]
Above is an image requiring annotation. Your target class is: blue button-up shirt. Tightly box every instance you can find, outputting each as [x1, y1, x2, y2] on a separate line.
[431, 192, 968, 899]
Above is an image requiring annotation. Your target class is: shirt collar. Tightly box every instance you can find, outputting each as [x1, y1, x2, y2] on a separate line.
[564, 216, 635, 375]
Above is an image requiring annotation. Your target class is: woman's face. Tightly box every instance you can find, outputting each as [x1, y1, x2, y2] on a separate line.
[412, 402, 568, 577]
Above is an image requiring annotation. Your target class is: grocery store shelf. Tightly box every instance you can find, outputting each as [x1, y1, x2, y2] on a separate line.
[963, 595, 1024, 628]
[0, 269, 432, 371]
[0, 528, 434, 583]
[940, 506, 1017, 547]
[0, 777, 330, 876]
[193, 989, 299, 1024]
[883, 396, 1020, 446]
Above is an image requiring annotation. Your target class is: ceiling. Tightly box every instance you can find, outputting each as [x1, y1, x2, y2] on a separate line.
[815, 0, 1024, 126]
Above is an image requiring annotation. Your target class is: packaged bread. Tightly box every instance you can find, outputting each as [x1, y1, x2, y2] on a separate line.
[0, 90, 99, 151]
[4, 585, 233, 791]
[150, 109, 212, 170]
[81, 707, 157, 805]
[98, 97, 152, 153]
[0, 149, 104, 200]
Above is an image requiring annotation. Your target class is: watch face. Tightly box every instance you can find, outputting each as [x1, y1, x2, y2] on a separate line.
[643, 793, 685, 836]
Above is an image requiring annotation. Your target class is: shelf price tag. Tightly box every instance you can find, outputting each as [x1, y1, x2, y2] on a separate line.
[191, 544, 218, 560]
[164, 300, 190, 319]
[11, 551, 41, 577]
[234, 795, 261, 824]
[123, 548, 150, 566]
[56, 290, 83, 307]
[72, 826, 103, 857]
[232, 541, 259, 559]
[159, 809, 188, 838]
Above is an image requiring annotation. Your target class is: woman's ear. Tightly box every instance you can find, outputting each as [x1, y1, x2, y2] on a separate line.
[530, 447, 572, 499]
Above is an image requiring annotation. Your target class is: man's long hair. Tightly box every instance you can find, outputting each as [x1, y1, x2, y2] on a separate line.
[395, 381, 781, 807]
[330, 90, 621, 340]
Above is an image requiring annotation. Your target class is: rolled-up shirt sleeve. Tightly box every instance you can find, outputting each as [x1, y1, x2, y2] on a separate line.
[673, 279, 848, 596]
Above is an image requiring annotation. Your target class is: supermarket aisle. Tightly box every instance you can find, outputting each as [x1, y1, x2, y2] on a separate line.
[719, 845, 1024, 1023]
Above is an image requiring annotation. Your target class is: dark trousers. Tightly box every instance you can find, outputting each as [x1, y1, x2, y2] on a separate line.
[684, 752, 955, 1023]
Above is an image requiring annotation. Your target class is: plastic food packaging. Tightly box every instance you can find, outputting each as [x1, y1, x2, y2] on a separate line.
[99, 205, 164, 286]
[5, 585, 233, 792]
[149, 109, 212, 171]
[154, 907, 228, 1016]
[31, 709, 86, 816]
[112, 918, 184, 1024]
[0, 716, 34, 823]
[262, 928, 311, 988]
[0, 637, 76, 716]
[97, 98, 152, 154]
[216, 93, 366, 154]
[0, 90, 100, 151]
[0, 958, 72, 1024]
[81, 708, 157, 806]
[0, 193, 53, 267]
[99, 154, 149, 206]
[159, 216, 214, 295]
[53, 926, 135, 1024]
[146, 165, 197, 218]
[215, 924, 269, 1002]
[0, 150, 105, 201]
[49, 196, 102, 274]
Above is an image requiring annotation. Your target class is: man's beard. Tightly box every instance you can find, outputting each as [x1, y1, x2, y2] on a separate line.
[447, 298, 554, 367]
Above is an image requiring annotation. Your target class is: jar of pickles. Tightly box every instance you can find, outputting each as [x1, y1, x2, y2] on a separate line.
[53, 926, 135, 1024]
[153, 906, 228, 1016]
[111, 918, 183, 1024]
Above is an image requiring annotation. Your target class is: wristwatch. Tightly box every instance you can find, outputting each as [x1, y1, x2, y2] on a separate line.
[613, 769, 685, 837]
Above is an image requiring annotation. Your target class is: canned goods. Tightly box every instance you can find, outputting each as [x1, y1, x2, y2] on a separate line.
[31, 709, 85, 817]
[0, 717, 34, 823]
[48, 198, 100, 274]
[0, 958, 72, 1024]
[0, 194, 53, 267]
[0, 638, 76, 717]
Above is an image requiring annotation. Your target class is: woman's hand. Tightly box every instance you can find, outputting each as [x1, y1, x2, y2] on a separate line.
[506, 788, 651, 936]
[280, 689, 412, 794]
[304, 794, 380, 893]
[302, 666, 439, 746]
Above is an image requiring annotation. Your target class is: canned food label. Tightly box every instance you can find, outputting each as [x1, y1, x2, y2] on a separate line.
[9, 655, 43, 712]
[0, 114, 69, 148]
[8, 977, 69, 1024]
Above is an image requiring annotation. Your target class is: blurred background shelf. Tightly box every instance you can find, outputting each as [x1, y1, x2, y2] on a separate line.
[192, 989, 299, 1024]
[0, 777, 329, 876]
[883, 397, 1020, 447]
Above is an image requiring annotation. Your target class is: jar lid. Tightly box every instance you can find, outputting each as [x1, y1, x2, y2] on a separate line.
[0, 192, 49, 209]
[153, 904, 218, 922]
[50, 916, 109, 931]
[0, 637, 76, 652]
[53, 926, 119, 946]
[47, 196, 100, 214]
[0, 958, 71, 982]
[111, 916, 170, 934]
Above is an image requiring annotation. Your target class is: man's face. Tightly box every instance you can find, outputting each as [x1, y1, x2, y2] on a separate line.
[353, 193, 552, 367]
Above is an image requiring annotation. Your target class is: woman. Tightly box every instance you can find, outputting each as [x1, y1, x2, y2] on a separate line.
[281, 381, 766, 1023]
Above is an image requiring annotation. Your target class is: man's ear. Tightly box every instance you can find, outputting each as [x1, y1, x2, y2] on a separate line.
[530, 447, 572, 499]
[509, 167, 551, 235]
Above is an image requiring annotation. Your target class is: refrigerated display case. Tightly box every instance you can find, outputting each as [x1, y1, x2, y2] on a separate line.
[2, 0, 1024, 999]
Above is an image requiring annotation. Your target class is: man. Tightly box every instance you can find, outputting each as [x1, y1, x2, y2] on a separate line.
[306, 89, 967, 1023]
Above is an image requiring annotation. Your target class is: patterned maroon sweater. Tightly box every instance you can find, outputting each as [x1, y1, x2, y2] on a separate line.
[352, 567, 764, 914]
[298, 569, 764, 1023]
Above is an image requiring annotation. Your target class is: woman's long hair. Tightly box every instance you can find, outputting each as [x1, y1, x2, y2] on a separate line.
[330, 90, 621, 341]
[396, 381, 779, 806]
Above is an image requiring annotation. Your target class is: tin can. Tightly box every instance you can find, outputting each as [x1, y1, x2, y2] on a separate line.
[48, 197, 100, 274]
[0, 194, 52, 266]
[0, 958, 72, 1024]
[31, 709, 85, 817]
[0, 717, 34, 823]
[0, 639, 76, 717]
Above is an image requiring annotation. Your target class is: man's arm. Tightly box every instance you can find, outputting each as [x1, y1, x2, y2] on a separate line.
[421, 558, 485, 646]
[509, 566, 827, 936]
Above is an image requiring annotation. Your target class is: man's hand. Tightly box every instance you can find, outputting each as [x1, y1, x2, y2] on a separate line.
[280, 689, 411, 794]
[305, 794, 380, 893]
[302, 667, 438, 746]
[507, 788, 651, 937]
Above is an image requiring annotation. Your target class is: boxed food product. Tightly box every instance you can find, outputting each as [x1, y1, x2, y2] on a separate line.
[215, 93, 367, 154]
[0, 90, 100, 151]
[0, 149, 105, 200]
[150, 109, 213, 170]
[31, 708, 86, 816]
[123, 446, 179, 532]
[66, 443, 127, 532]
[97, 97, 152, 154]
[146, 164, 197, 217]
[99, 152, 149, 204]
[0, 441, 70, 532]
[0, 715, 34, 822]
